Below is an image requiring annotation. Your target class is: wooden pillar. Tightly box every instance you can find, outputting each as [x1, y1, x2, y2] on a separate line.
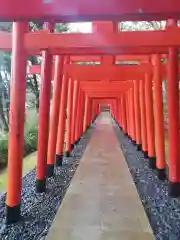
[36, 23, 53, 192]
[36, 50, 52, 193]
[75, 89, 81, 143]
[167, 47, 180, 197]
[6, 22, 27, 224]
[88, 98, 92, 126]
[127, 91, 131, 137]
[115, 99, 118, 121]
[92, 100, 96, 122]
[117, 97, 121, 127]
[79, 92, 85, 136]
[47, 56, 64, 177]
[145, 73, 156, 169]
[139, 79, 148, 157]
[120, 96, 124, 129]
[83, 95, 90, 133]
[122, 93, 127, 134]
[153, 54, 166, 180]
[130, 88, 136, 141]
[71, 80, 79, 147]
[134, 80, 141, 149]
[65, 78, 74, 157]
[56, 57, 70, 166]
[131, 82, 136, 143]
[125, 92, 130, 136]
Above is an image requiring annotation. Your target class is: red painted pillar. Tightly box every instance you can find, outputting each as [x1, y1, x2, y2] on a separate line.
[83, 95, 90, 133]
[139, 79, 148, 157]
[145, 73, 156, 169]
[56, 57, 70, 166]
[125, 92, 130, 136]
[36, 23, 53, 192]
[131, 82, 136, 143]
[75, 89, 82, 143]
[153, 54, 166, 180]
[119, 97, 123, 128]
[36, 50, 52, 192]
[122, 93, 127, 134]
[88, 99, 92, 126]
[127, 91, 131, 137]
[129, 88, 135, 140]
[134, 80, 141, 149]
[95, 101, 98, 119]
[71, 80, 79, 147]
[65, 78, 74, 157]
[47, 56, 64, 177]
[6, 22, 27, 224]
[92, 100, 96, 122]
[79, 92, 85, 136]
[167, 47, 180, 197]
[115, 99, 118, 121]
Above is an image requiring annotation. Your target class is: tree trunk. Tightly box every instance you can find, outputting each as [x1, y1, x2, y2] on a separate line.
[32, 74, 39, 111]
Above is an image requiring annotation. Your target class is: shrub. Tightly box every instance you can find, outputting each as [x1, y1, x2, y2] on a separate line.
[24, 112, 38, 155]
[0, 109, 38, 168]
[0, 133, 9, 168]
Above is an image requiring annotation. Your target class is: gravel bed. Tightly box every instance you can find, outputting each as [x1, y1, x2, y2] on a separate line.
[0, 127, 92, 240]
[114, 123, 180, 240]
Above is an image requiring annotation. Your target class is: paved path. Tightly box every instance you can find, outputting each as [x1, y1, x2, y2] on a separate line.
[47, 113, 154, 240]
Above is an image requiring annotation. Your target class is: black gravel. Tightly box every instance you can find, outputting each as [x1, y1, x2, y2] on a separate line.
[0, 127, 92, 240]
[114, 123, 180, 240]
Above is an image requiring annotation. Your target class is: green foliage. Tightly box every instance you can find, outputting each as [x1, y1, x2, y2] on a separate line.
[55, 23, 69, 32]
[24, 113, 38, 155]
[0, 109, 38, 168]
[119, 21, 165, 31]
[0, 133, 9, 167]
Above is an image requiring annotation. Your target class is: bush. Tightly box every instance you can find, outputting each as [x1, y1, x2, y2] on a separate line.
[0, 110, 38, 168]
[24, 111, 38, 155]
[24, 123, 38, 155]
[0, 133, 9, 168]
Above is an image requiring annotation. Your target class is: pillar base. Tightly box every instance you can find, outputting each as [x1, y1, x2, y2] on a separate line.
[56, 154, 63, 166]
[75, 138, 80, 145]
[64, 151, 71, 158]
[137, 144, 142, 151]
[157, 168, 166, 180]
[36, 179, 46, 193]
[168, 182, 180, 197]
[6, 204, 21, 224]
[132, 140, 136, 146]
[148, 156, 156, 169]
[143, 151, 149, 159]
[47, 164, 54, 178]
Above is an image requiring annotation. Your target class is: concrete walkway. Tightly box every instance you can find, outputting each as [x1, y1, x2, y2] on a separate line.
[47, 113, 154, 240]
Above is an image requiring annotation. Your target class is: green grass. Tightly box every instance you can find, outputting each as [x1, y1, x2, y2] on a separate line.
[0, 152, 37, 192]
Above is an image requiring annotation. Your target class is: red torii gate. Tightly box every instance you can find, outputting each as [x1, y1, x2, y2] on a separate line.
[0, 0, 179, 21]
[0, 4, 179, 224]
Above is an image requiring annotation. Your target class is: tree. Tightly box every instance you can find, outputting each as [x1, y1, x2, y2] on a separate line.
[0, 22, 69, 131]
[27, 23, 69, 112]
[119, 21, 165, 31]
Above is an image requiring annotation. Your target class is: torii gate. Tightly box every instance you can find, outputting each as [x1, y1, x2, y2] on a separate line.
[0, 5, 179, 224]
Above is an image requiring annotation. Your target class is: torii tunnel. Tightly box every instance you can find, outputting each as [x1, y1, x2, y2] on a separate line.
[0, 0, 180, 229]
